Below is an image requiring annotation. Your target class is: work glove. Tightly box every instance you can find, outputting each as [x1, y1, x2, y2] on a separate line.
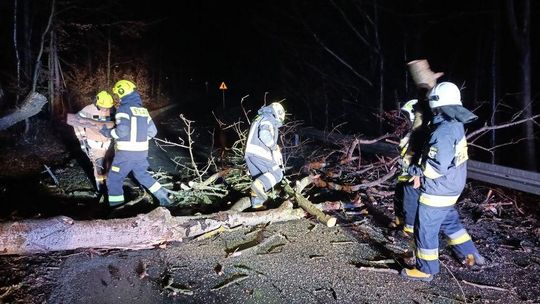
[99, 125, 112, 138]
[409, 175, 421, 189]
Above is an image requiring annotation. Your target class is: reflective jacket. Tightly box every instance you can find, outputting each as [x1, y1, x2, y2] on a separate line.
[244, 105, 282, 166]
[408, 114, 468, 207]
[397, 133, 412, 182]
[76, 104, 111, 143]
[110, 92, 157, 158]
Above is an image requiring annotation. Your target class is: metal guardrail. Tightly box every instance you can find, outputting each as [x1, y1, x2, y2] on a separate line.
[299, 128, 540, 196]
[467, 161, 540, 196]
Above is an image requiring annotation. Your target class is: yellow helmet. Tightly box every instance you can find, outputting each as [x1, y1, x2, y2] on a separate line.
[269, 102, 286, 123]
[112, 80, 136, 98]
[95, 90, 113, 108]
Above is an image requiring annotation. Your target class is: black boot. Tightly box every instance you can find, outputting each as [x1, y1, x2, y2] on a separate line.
[154, 188, 173, 207]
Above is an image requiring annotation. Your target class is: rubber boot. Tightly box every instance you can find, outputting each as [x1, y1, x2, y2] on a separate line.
[401, 268, 433, 282]
[154, 188, 173, 207]
[250, 194, 266, 210]
[250, 180, 267, 209]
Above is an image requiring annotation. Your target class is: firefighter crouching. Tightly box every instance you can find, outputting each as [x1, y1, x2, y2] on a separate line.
[244, 102, 286, 209]
[74, 91, 114, 193]
[401, 82, 485, 282]
[100, 80, 172, 207]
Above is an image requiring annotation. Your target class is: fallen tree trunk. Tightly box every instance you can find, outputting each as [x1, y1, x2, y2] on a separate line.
[66, 113, 114, 129]
[0, 92, 47, 130]
[282, 180, 337, 227]
[0, 202, 305, 255]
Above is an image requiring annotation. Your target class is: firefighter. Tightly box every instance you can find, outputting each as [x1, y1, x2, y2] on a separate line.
[393, 99, 422, 237]
[74, 90, 114, 193]
[244, 102, 286, 209]
[100, 80, 172, 207]
[402, 82, 485, 282]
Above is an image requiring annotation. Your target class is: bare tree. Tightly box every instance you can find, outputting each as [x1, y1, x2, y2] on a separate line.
[506, 0, 536, 169]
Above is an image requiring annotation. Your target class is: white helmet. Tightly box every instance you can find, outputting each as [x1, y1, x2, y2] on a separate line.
[269, 102, 285, 123]
[400, 99, 418, 122]
[428, 82, 462, 108]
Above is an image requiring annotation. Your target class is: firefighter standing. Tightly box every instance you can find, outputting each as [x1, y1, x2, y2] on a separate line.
[74, 91, 114, 193]
[393, 99, 423, 237]
[244, 102, 286, 209]
[401, 82, 485, 281]
[100, 80, 172, 207]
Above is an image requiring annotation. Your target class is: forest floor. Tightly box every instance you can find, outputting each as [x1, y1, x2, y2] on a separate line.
[0, 117, 539, 304]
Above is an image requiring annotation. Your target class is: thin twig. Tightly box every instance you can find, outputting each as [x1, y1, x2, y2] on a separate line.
[441, 261, 466, 302]
[43, 164, 59, 186]
[461, 280, 508, 292]
[356, 267, 399, 274]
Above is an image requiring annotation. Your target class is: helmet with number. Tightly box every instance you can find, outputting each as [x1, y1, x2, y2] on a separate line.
[112, 80, 136, 98]
[95, 90, 113, 108]
[428, 82, 462, 108]
[269, 102, 286, 123]
[400, 99, 417, 122]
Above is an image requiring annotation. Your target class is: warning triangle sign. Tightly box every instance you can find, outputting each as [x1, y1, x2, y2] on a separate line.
[219, 82, 228, 90]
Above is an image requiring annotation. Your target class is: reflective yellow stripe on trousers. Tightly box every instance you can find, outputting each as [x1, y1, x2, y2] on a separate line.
[416, 248, 438, 261]
[447, 228, 472, 245]
[419, 193, 460, 207]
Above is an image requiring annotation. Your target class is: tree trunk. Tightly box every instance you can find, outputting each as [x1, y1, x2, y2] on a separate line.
[0, 92, 47, 130]
[13, 0, 21, 103]
[0, 202, 305, 255]
[490, 11, 499, 164]
[506, 0, 535, 170]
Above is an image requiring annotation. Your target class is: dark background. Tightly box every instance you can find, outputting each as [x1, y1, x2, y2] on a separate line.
[0, 0, 538, 169]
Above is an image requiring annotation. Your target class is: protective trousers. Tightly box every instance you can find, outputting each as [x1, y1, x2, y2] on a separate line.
[394, 182, 420, 233]
[87, 144, 111, 191]
[245, 156, 283, 207]
[106, 154, 165, 207]
[415, 203, 479, 275]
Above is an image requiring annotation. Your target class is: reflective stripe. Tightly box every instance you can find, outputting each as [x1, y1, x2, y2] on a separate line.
[86, 139, 105, 149]
[116, 141, 149, 151]
[111, 166, 120, 172]
[130, 107, 149, 117]
[447, 229, 472, 245]
[115, 113, 130, 121]
[130, 117, 137, 143]
[419, 193, 459, 207]
[261, 172, 277, 187]
[109, 195, 124, 202]
[403, 225, 414, 233]
[454, 137, 468, 166]
[74, 128, 85, 137]
[416, 248, 439, 261]
[245, 144, 273, 161]
[423, 162, 443, 179]
[111, 129, 119, 139]
[398, 174, 411, 182]
[95, 175, 106, 181]
[148, 182, 162, 193]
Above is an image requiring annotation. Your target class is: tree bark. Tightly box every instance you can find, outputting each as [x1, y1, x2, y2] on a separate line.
[0, 92, 47, 130]
[0, 202, 305, 255]
[66, 113, 114, 129]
